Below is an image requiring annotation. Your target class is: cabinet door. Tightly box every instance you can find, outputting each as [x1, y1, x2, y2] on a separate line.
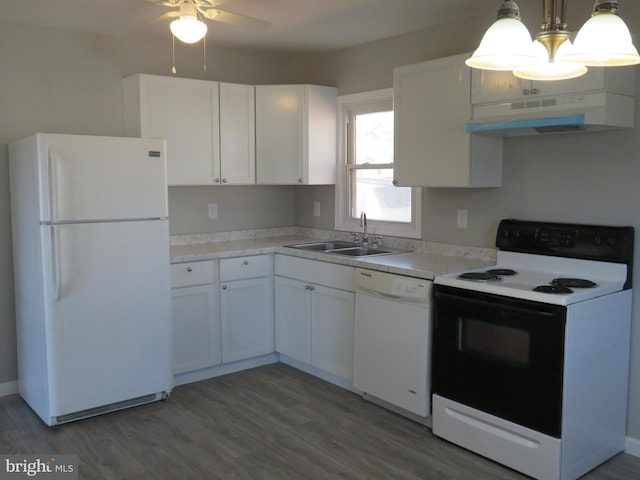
[471, 70, 530, 104]
[137, 76, 220, 186]
[471, 68, 607, 104]
[256, 85, 304, 184]
[393, 53, 501, 187]
[219, 83, 255, 185]
[171, 284, 220, 373]
[220, 277, 274, 363]
[274, 276, 311, 363]
[311, 285, 354, 380]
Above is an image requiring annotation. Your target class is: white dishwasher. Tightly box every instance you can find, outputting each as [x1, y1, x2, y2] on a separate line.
[353, 268, 432, 421]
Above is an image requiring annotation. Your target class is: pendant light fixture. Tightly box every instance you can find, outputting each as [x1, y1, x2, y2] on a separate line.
[466, 0, 640, 81]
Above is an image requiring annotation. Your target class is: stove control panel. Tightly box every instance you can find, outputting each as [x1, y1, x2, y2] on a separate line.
[535, 228, 575, 247]
[496, 219, 634, 265]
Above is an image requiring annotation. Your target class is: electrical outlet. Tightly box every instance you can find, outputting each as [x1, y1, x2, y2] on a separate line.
[208, 203, 218, 220]
[457, 209, 468, 229]
[313, 201, 321, 217]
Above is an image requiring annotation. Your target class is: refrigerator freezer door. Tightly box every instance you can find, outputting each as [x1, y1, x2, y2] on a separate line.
[39, 134, 168, 223]
[44, 220, 172, 417]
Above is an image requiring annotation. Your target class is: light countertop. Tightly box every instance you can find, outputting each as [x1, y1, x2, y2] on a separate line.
[170, 230, 496, 280]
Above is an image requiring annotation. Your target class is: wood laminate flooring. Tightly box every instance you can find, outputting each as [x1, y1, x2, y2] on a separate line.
[1, 363, 639, 479]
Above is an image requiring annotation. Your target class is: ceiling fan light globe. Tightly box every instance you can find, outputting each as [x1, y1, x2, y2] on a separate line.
[465, 17, 540, 70]
[170, 16, 207, 43]
[565, 12, 640, 66]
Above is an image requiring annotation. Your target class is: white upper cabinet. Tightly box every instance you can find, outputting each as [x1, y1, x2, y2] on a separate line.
[124, 74, 219, 186]
[256, 84, 337, 185]
[471, 67, 636, 105]
[393, 54, 503, 188]
[123, 74, 255, 186]
[219, 82, 255, 185]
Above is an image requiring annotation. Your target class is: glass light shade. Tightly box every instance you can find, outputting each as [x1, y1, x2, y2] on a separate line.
[170, 16, 208, 44]
[514, 40, 588, 81]
[466, 17, 540, 70]
[565, 13, 640, 66]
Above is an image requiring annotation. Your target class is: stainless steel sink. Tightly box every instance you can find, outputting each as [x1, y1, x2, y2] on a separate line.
[285, 241, 400, 257]
[285, 241, 355, 251]
[327, 246, 397, 257]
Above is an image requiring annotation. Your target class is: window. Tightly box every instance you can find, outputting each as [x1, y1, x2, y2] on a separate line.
[335, 89, 421, 239]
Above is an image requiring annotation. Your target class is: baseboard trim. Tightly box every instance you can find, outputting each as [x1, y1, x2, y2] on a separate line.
[173, 353, 279, 387]
[0, 381, 18, 397]
[626, 436, 640, 457]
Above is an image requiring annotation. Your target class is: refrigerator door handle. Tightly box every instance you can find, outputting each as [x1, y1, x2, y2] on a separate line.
[50, 226, 62, 301]
[48, 146, 61, 223]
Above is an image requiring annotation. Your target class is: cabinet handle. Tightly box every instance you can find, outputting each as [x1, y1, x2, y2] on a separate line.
[522, 89, 530, 95]
[215, 178, 221, 183]
[222, 178, 228, 183]
[392, 179, 398, 186]
[222, 285, 228, 290]
[305, 285, 310, 290]
[186, 266, 193, 272]
[243, 260, 249, 265]
[531, 88, 539, 95]
[309, 285, 315, 291]
[298, 178, 304, 183]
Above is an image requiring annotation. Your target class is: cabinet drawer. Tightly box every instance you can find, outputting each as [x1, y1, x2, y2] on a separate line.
[220, 255, 271, 281]
[274, 254, 354, 291]
[171, 261, 216, 288]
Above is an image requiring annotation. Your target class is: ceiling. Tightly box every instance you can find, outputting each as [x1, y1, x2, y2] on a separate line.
[0, 0, 500, 53]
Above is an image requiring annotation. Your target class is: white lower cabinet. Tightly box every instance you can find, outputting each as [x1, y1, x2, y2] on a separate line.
[274, 255, 355, 381]
[220, 255, 274, 363]
[170, 261, 221, 374]
[274, 276, 312, 363]
[310, 285, 354, 380]
[171, 253, 354, 385]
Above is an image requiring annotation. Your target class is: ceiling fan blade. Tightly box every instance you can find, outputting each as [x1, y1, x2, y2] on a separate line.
[145, 0, 181, 6]
[147, 11, 181, 24]
[201, 0, 228, 7]
[201, 8, 270, 29]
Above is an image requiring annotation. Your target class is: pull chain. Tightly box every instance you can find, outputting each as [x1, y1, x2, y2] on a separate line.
[171, 34, 177, 74]
[203, 34, 207, 72]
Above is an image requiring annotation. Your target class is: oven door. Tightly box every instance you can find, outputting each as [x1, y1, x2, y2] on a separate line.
[432, 285, 566, 437]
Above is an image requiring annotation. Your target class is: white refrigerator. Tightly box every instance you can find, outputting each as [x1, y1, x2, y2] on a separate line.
[9, 133, 173, 426]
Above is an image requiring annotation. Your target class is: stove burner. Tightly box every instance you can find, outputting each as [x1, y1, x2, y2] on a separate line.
[551, 278, 598, 289]
[533, 285, 574, 294]
[458, 272, 501, 282]
[486, 268, 518, 276]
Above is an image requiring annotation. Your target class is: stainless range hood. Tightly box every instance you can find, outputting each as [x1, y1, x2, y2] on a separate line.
[467, 91, 635, 136]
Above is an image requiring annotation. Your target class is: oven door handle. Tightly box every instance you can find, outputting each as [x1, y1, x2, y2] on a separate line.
[435, 291, 561, 318]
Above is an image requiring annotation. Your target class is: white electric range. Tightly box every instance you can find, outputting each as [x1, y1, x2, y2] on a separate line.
[431, 219, 634, 480]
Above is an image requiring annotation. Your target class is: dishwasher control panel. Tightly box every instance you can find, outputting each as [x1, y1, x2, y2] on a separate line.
[354, 268, 432, 303]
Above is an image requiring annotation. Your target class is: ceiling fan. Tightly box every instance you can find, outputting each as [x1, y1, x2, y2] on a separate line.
[148, 0, 270, 44]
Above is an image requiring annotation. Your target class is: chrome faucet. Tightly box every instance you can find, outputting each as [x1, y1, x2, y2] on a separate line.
[360, 211, 369, 246]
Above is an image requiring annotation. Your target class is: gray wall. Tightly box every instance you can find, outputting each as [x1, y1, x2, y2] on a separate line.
[2, 0, 640, 443]
[169, 186, 295, 234]
[292, 5, 640, 440]
[0, 22, 295, 386]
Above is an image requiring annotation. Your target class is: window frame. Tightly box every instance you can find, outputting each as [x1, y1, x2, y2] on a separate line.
[335, 88, 422, 239]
